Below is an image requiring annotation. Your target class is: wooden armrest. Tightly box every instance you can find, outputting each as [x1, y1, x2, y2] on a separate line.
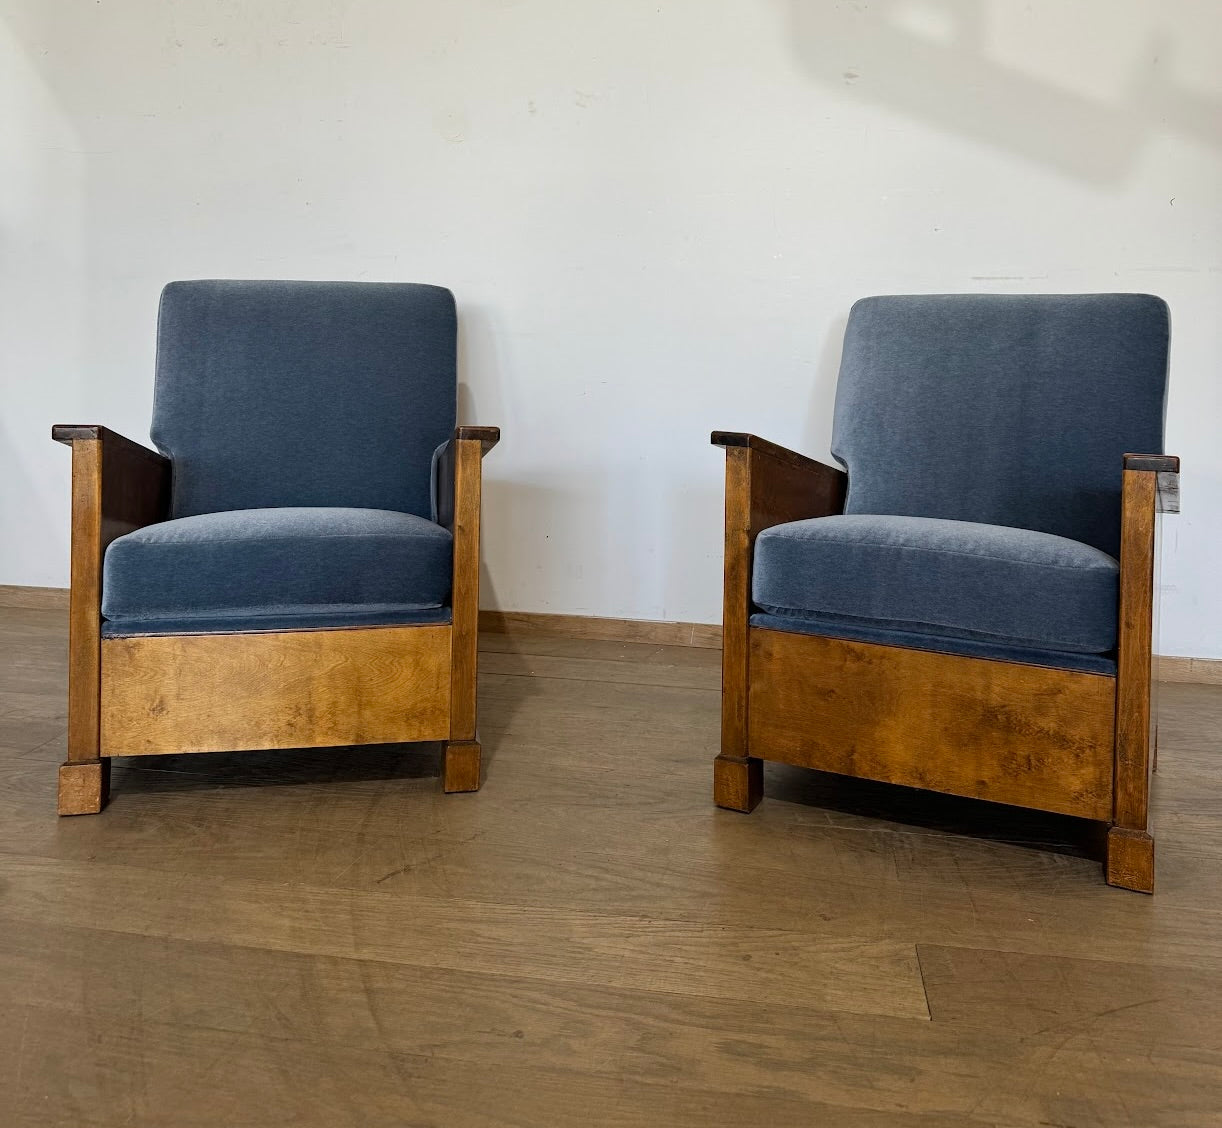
[713, 430, 847, 536]
[712, 431, 843, 481]
[1123, 453, 1178, 473]
[436, 426, 499, 531]
[1124, 452, 1180, 515]
[53, 424, 170, 473]
[455, 426, 500, 456]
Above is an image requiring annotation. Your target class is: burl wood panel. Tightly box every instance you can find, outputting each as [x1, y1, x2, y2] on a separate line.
[100, 625, 452, 757]
[748, 628, 1117, 821]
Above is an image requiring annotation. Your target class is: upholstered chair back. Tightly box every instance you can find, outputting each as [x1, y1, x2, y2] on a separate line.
[830, 294, 1169, 558]
[151, 280, 456, 519]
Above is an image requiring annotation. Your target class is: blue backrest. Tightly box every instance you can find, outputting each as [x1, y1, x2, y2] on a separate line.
[152, 280, 456, 519]
[830, 294, 1169, 558]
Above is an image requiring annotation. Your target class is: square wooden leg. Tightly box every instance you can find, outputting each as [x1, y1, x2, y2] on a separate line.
[1106, 827, 1154, 893]
[443, 740, 482, 793]
[713, 754, 762, 813]
[57, 759, 110, 816]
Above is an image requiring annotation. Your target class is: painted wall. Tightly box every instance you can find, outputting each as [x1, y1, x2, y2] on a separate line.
[2, 1, 1219, 655]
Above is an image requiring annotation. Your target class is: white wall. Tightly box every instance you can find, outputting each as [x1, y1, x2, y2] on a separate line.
[2, 1, 1220, 655]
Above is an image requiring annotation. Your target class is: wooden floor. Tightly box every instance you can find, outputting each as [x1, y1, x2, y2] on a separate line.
[2, 606, 1222, 1126]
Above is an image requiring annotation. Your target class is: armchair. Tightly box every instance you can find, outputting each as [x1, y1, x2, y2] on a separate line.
[713, 294, 1176, 892]
[54, 280, 499, 814]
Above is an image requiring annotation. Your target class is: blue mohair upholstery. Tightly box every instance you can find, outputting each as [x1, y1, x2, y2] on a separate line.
[753, 514, 1120, 654]
[749, 615, 1116, 675]
[831, 294, 1169, 559]
[152, 280, 457, 519]
[102, 507, 453, 632]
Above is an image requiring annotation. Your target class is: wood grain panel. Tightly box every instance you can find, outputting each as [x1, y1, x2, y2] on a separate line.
[100, 625, 451, 757]
[748, 628, 1116, 820]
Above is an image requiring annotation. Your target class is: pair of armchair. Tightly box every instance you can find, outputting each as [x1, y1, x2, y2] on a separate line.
[55, 285, 1175, 893]
[54, 281, 497, 815]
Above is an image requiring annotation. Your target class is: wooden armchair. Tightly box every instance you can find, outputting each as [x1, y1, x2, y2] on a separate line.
[54, 280, 498, 814]
[712, 294, 1177, 892]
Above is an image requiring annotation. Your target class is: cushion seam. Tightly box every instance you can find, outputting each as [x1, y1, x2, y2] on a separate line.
[112, 532, 450, 548]
[753, 604, 1111, 652]
[759, 535, 1116, 571]
[102, 603, 447, 622]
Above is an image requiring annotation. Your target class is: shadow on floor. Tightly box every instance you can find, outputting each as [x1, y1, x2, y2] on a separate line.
[766, 761, 1100, 860]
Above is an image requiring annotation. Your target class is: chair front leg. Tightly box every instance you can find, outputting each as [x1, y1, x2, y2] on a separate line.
[441, 427, 499, 793]
[1108, 454, 1178, 892]
[711, 433, 847, 812]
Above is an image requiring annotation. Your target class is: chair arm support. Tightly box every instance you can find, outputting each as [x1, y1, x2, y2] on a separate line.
[455, 425, 500, 456]
[712, 431, 847, 538]
[1124, 453, 1180, 514]
[435, 426, 500, 531]
[444, 427, 498, 742]
[713, 431, 844, 485]
[1123, 453, 1178, 473]
[1113, 453, 1179, 834]
[52, 424, 171, 552]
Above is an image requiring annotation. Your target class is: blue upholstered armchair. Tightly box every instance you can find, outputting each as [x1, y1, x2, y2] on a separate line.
[712, 294, 1177, 892]
[53, 280, 498, 814]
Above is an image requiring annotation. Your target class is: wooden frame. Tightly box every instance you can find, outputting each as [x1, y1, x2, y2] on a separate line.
[712, 432, 1179, 894]
[52, 423, 499, 815]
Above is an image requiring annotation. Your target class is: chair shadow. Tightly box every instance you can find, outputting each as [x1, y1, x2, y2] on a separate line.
[766, 761, 1100, 861]
[782, 0, 1222, 186]
[110, 742, 445, 795]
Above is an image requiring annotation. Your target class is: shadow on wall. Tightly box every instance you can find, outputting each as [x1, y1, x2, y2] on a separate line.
[799, 314, 847, 463]
[782, 0, 1222, 185]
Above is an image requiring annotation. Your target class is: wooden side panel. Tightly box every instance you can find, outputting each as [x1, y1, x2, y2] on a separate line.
[748, 629, 1116, 820]
[449, 438, 483, 741]
[100, 626, 452, 757]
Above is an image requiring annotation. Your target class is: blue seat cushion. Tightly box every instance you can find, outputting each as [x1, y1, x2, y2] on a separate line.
[752, 514, 1119, 655]
[102, 507, 452, 633]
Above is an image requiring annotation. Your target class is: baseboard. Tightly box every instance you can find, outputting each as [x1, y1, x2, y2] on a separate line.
[0, 585, 69, 611]
[478, 610, 722, 649]
[3, 586, 1218, 680]
[1158, 656, 1222, 685]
